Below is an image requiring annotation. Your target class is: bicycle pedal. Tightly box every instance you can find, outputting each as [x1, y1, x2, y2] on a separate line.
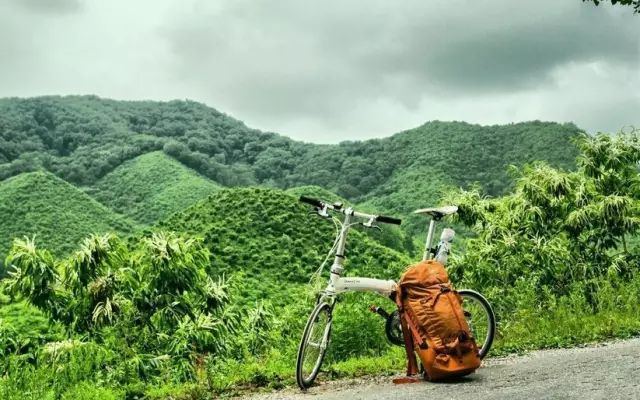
[369, 304, 390, 318]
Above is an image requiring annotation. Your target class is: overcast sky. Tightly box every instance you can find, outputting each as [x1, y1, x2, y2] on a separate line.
[0, 0, 638, 143]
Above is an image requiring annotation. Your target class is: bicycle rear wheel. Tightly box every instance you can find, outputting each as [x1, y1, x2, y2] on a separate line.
[458, 289, 495, 358]
[296, 302, 333, 390]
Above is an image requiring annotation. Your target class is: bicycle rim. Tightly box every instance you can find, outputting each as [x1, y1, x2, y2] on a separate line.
[296, 303, 332, 389]
[459, 290, 496, 358]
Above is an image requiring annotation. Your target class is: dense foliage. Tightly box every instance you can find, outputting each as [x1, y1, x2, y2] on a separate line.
[0, 96, 579, 204]
[443, 131, 640, 351]
[448, 132, 640, 291]
[156, 187, 411, 305]
[0, 171, 132, 275]
[2, 127, 640, 398]
[90, 151, 220, 225]
[2, 233, 239, 396]
[2, 95, 637, 398]
[584, 0, 640, 13]
[0, 189, 413, 398]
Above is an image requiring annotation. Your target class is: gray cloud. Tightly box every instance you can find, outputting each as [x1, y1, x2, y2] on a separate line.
[7, 0, 83, 14]
[0, 0, 638, 142]
[162, 0, 639, 138]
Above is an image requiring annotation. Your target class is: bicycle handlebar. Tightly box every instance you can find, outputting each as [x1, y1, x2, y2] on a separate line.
[298, 196, 402, 225]
[376, 215, 402, 226]
[299, 195, 324, 208]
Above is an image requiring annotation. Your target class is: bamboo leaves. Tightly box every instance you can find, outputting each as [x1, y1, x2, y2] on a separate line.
[449, 130, 640, 294]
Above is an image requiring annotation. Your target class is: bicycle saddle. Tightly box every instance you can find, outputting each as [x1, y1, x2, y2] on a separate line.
[414, 205, 458, 219]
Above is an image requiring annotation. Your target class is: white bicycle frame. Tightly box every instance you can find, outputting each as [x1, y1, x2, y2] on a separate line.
[322, 209, 397, 297]
[319, 207, 440, 299]
[298, 200, 493, 389]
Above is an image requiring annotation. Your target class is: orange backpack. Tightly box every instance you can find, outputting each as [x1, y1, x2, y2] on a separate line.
[397, 260, 481, 381]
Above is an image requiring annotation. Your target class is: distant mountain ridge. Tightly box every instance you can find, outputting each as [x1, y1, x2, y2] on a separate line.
[0, 95, 581, 196]
[0, 95, 583, 257]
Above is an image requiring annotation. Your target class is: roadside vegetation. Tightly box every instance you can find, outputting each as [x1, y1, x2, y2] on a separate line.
[0, 130, 638, 399]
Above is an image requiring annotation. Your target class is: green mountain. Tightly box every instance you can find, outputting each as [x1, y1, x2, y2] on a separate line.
[0, 171, 133, 271]
[90, 151, 220, 225]
[156, 187, 411, 304]
[0, 109, 636, 399]
[0, 96, 582, 256]
[285, 185, 347, 204]
[356, 121, 581, 236]
[0, 96, 580, 203]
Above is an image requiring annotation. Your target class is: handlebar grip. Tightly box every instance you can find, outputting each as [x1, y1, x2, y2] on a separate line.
[377, 215, 402, 225]
[299, 196, 324, 208]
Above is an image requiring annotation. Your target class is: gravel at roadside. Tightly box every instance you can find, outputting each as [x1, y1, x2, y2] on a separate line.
[240, 338, 640, 400]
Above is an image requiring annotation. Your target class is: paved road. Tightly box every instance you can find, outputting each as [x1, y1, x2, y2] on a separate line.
[243, 338, 640, 400]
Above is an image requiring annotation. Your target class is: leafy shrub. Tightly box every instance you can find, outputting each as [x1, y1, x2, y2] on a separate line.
[0, 131, 638, 396]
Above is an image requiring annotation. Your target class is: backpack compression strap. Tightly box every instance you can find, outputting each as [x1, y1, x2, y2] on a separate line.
[395, 290, 420, 378]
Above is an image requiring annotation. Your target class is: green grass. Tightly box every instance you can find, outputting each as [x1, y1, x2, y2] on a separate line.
[157, 187, 412, 306]
[1, 185, 640, 398]
[0, 171, 133, 270]
[90, 152, 220, 225]
[491, 276, 640, 355]
[201, 274, 640, 397]
[0, 123, 634, 398]
[0, 300, 64, 358]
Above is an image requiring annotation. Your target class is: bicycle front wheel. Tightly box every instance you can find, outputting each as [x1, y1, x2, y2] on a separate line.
[458, 289, 496, 359]
[296, 302, 333, 390]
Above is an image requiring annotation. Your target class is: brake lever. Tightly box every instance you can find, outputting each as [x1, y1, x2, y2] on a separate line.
[310, 206, 330, 218]
[361, 219, 382, 231]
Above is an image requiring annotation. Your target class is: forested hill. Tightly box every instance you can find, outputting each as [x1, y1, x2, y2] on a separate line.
[0, 96, 581, 204]
[0, 171, 133, 263]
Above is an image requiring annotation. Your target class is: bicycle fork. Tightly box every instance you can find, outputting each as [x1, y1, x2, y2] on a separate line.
[308, 315, 333, 351]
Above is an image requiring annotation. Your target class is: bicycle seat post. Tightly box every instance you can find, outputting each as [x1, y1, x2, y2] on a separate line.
[422, 217, 438, 261]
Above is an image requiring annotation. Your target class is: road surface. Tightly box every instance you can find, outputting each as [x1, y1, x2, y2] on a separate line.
[242, 338, 640, 399]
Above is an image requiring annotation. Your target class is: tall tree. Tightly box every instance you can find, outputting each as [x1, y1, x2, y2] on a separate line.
[584, 0, 640, 13]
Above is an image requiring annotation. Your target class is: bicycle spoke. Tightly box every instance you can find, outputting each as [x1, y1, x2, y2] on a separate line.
[298, 304, 331, 386]
[459, 291, 494, 358]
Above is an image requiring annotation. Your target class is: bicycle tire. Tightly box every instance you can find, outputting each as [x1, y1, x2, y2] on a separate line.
[458, 289, 496, 359]
[296, 302, 333, 390]
[384, 309, 404, 346]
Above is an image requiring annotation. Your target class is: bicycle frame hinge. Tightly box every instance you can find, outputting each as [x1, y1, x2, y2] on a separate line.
[330, 264, 344, 275]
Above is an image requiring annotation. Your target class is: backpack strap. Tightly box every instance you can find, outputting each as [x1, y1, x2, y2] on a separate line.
[403, 307, 426, 348]
[395, 288, 419, 377]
